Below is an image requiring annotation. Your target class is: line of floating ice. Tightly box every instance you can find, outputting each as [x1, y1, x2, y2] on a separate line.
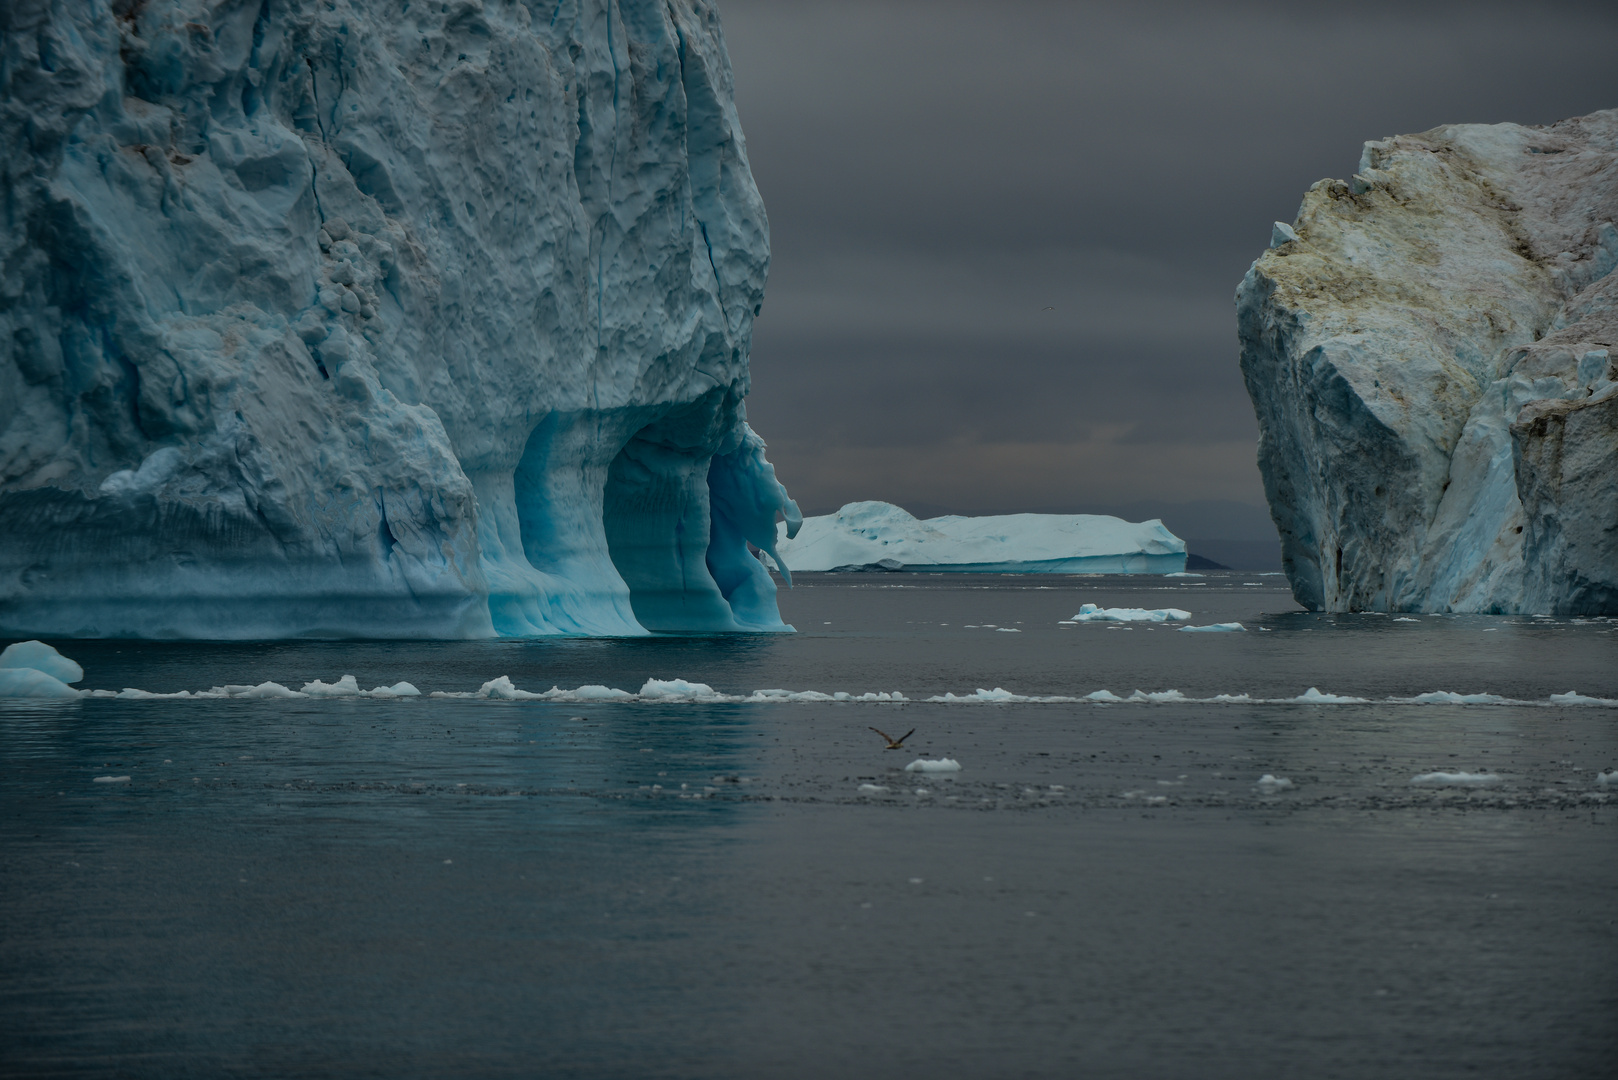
[22, 681, 1618, 706]
[32, 681, 1618, 706]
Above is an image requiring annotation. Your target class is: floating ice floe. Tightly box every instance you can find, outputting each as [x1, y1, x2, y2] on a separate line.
[19, 642, 1613, 711]
[1293, 687, 1369, 704]
[1410, 771, 1503, 787]
[904, 758, 962, 773]
[747, 689, 907, 702]
[857, 783, 890, 794]
[1178, 622, 1247, 632]
[1597, 772, 1618, 787]
[1255, 774, 1294, 793]
[302, 675, 418, 698]
[0, 666, 83, 700]
[92, 775, 131, 783]
[1401, 691, 1508, 705]
[1069, 604, 1192, 623]
[1393, 617, 1420, 623]
[0, 640, 84, 700]
[1, 640, 83, 683]
[1548, 691, 1618, 706]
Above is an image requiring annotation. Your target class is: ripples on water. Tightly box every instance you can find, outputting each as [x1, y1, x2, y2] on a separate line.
[3, 574, 1615, 1078]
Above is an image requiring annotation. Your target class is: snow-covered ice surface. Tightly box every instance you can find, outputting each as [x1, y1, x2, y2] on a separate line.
[1240, 109, 1618, 615]
[775, 501, 1186, 573]
[2, 574, 1615, 1076]
[0, 0, 799, 640]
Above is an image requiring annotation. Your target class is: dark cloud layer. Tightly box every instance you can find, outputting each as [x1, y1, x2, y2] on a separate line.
[721, 0, 1618, 544]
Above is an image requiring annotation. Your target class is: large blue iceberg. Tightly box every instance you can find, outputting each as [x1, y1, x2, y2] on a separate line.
[0, 0, 800, 638]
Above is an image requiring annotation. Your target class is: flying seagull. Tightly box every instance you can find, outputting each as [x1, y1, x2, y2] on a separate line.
[870, 726, 915, 750]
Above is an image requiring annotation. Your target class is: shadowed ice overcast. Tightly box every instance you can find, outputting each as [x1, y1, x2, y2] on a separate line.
[722, 0, 1618, 559]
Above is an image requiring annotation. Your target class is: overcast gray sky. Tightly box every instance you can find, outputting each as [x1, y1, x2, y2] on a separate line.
[721, 0, 1618, 543]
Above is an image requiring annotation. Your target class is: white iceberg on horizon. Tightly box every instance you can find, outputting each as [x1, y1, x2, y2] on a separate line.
[775, 502, 1186, 574]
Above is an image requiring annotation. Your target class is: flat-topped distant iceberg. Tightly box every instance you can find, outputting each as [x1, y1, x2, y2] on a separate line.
[774, 502, 1187, 574]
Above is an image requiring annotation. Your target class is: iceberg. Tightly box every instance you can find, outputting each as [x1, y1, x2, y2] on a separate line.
[774, 502, 1186, 573]
[1070, 604, 1192, 623]
[0, 640, 84, 699]
[0, 1, 797, 639]
[1239, 109, 1617, 615]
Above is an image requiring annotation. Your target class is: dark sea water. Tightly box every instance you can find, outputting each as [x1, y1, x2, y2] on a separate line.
[3, 573, 1615, 1079]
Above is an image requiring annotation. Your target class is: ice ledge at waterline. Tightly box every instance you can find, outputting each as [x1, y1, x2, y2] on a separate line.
[1239, 108, 1618, 616]
[0, 1, 802, 638]
[775, 502, 1187, 574]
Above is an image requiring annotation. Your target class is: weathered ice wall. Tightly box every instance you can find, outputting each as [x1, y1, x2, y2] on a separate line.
[1238, 109, 1616, 615]
[0, 0, 799, 638]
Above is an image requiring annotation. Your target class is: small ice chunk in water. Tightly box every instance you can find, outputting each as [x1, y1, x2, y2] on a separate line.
[1393, 617, 1420, 623]
[905, 758, 962, 773]
[1596, 772, 1617, 787]
[237, 681, 302, 699]
[639, 679, 722, 700]
[1255, 774, 1294, 793]
[301, 675, 362, 697]
[92, 775, 131, 783]
[857, 783, 889, 794]
[1293, 687, 1369, 704]
[1410, 771, 1503, 787]
[0, 667, 82, 700]
[1178, 622, 1247, 632]
[1549, 691, 1618, 705]
[0, 640, 84, 683]
[1406, 691, 1507, 705]
[1070, 604, 1192, 623]
[368, 682, 421, 697]
[995, 627, 1021, 633]
[474, 676, 544, 700]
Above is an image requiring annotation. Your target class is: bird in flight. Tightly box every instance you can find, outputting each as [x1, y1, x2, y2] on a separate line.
[870, 726, 915, 749]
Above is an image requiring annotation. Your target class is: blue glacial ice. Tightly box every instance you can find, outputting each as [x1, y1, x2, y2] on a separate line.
[0, 640, 84, 699]
[775, 502, 1186, 574]
[0, 1, 797, 639]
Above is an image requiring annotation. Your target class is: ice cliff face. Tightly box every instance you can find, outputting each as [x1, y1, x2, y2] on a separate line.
[0, 0, 800, 638]
[1239, 109, 1617, 615]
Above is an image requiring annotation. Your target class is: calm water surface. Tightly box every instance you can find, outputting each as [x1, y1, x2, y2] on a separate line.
[3, 574, 1615, 1078]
